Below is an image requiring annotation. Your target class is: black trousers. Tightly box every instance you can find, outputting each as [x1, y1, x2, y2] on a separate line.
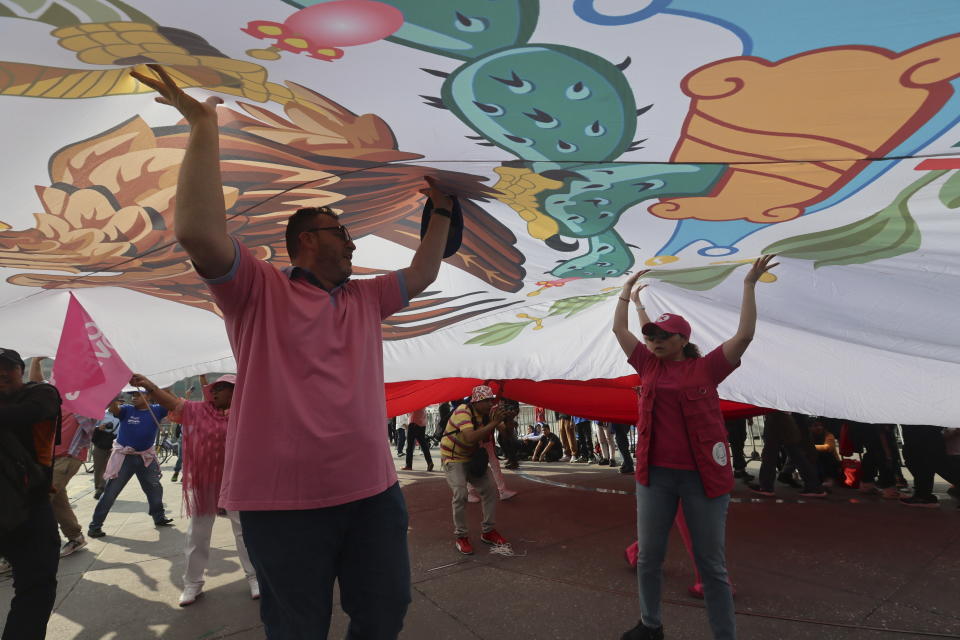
[758, 412, 821, 492]
[497, 428, 521, 465]
[1, 500, 59, 640]
[405, 424, 433, 468]
[612, 423, 633, 470]
[902, 425, 960, 498]
[575, 420, 594, 459]
[395, 427, 405, 455]
[854, 423, 897, 488]
[725, 419, 747, 471]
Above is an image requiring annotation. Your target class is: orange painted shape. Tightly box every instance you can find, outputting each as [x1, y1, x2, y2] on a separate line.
[659, 35, 960, 224]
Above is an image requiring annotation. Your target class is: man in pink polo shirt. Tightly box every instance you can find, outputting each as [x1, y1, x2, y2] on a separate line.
[134, 65, 460, 639]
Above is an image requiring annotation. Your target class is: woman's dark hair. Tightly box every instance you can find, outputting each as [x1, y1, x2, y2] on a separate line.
[682, 342, 702, 359]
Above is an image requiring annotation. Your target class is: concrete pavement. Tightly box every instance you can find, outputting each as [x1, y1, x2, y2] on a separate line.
[2, 454, 959, 639]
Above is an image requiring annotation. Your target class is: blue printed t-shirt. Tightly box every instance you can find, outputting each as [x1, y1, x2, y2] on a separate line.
[116, 404, 168, 451]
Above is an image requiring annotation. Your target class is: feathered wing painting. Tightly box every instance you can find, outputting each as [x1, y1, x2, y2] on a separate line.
[1, 0, 958, 424]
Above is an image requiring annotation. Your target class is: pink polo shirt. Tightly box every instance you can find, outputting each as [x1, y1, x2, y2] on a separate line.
[409, 408, 427, 426]
[205, 239, 408, 510]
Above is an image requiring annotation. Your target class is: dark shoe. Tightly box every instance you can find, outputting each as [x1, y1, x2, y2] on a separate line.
[798, 488, 828, 498]
[619, 465, 634, 474]
[87, 527, 106, 538]
[597, 458, 609, 466]
[170, 471, 179, 483]
[155, 518, 174, 527]
[748, 483, 776, 497]
[94, 489, 104, 500]
[621, 620, 664, 640]
[400, 466, 412, 471]
[427, 462, 435, 472]
[609, 459, 618, 468]
[900, 495, 939, 508]
[777, 474, 802, 489]
[733, 469, 754, 480]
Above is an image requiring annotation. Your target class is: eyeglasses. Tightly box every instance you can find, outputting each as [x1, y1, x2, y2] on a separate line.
[303, 225, 353, 243]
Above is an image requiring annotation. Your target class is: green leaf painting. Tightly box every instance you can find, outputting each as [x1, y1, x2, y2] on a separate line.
[763, 170, 945, 268]
[940, 171, 960, 209]
[546, 290, 619, 318]
[642, 264, 742, 291]
[465, 321, 532, 346]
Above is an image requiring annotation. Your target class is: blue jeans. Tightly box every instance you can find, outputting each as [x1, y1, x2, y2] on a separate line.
[90, 454, 166, 528]
[240, 483, 411, 640]
[636, 467, 735, 640]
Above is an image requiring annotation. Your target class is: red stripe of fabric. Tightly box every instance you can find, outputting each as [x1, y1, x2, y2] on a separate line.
[385, 376, 770, 423]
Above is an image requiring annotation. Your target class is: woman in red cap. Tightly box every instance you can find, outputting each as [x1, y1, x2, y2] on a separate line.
[613, 256, 777, 640]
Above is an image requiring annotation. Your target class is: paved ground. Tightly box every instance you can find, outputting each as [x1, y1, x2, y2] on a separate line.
[2, 453, 959, 639]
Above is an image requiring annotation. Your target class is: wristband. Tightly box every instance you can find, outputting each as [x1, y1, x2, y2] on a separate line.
[419, 196, 463, 258]
[618, 297, 630, 302]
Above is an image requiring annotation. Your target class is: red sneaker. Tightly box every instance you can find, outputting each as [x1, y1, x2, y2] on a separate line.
[455, 537, 474, 555]
[480, 529, 508, 546]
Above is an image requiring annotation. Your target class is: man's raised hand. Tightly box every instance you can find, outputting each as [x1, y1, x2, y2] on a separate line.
[129, 64, 222, 124]
[419, 176, 454, 212]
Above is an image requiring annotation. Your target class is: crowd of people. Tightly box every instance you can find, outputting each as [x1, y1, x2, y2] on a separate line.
[2, 64, 957, 640]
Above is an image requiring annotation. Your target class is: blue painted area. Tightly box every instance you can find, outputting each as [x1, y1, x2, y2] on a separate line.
[572, 0, 672, 27]
[655, 218, 767, 259]
[572, 0, 959, 59]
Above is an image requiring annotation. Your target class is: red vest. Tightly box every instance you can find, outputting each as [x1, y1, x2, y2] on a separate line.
[633, 356, 734, 498]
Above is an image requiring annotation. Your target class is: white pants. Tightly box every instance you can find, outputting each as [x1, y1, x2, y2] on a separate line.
[183, 510, 256, 588]
[595, 424, 614, 461]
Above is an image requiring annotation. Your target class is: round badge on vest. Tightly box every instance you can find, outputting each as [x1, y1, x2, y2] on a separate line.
[712, 442, 728, 466]
[419, 195, 464, 258]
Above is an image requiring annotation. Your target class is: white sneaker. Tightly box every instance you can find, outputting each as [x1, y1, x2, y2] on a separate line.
[248, 577, 260, 600]
[467, 492, 480, 503]
[178, 583, 203, 607]
[60, 535, 87, 558]
[499, 489, 518, 501]
[559, 455, 571, 462]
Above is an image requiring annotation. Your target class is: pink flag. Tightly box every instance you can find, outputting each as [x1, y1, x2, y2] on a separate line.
[51, 293, 132, 418]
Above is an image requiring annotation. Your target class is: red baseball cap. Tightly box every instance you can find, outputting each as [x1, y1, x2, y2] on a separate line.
[642, 313, 692, 339]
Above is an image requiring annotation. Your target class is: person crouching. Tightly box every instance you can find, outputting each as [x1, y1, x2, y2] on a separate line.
[438, 385, 509, 554]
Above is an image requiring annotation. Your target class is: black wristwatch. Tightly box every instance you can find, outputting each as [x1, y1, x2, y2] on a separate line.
[431, 207, 453, 219]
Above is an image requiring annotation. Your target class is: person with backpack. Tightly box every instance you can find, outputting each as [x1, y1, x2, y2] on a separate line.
[27, 357, 97, 558]
[439, 385, 510, 555]
[87, 389, 174, 538]
[0, 349, 62, 640]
